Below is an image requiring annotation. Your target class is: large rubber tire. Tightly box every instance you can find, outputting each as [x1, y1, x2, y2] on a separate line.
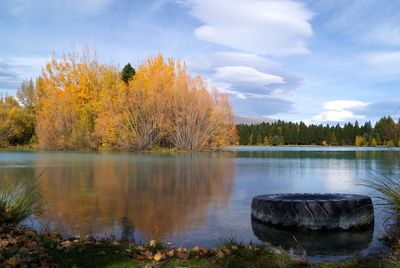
[251, 193, 374, 230]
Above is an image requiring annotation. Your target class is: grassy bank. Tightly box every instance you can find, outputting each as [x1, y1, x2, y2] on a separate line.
[46, 240, 398, 268]
[2, 225, 398, 268]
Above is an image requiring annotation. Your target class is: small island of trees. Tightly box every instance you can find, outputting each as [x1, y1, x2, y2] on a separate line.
[0, 49, 237, 151]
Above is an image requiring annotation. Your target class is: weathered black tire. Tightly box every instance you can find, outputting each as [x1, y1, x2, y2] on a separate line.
[251, 193, 374, 230]
[251, 217, 373, 256]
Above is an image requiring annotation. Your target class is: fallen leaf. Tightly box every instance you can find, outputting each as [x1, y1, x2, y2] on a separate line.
[216, 250, 225, 258]
[5, 257, 18, 266]
[153, 252, 162, 262]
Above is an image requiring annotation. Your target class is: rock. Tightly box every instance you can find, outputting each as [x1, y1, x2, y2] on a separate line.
[97, 251, 106, 256]
[251, 193, 374, 230]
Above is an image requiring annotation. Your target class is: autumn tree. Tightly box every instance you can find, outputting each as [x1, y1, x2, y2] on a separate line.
[17, 79, 38, 112]
[35, 49, 237, 151]
[0, 96, 34, 147]
[36, 48, 120, 149]
[99, 55, 237, 150]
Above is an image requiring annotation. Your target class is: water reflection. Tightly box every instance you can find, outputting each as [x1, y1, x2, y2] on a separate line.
[1, 148, 400, 261]
[33, 153, 236, 241]
[251, 218, 373, 256]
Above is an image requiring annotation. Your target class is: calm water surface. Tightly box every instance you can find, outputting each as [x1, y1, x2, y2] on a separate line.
[1, 146, 400, 262]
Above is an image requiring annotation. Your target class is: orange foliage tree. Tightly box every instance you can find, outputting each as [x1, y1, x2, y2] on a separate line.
[36, 49, 120, 150]
[35, 49, 237, 151]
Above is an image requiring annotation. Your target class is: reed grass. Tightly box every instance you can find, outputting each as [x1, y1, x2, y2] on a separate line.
[364, 174, 400, 215]
[0, 179, 43, 225]
[362, 172, 400, 235]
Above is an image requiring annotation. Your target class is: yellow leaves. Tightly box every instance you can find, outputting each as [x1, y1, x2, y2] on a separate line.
[355, 135, 365, 146]
[153, 251, 163, 262]
[5, 257, 18, 266]
[35, 48, 237, 151]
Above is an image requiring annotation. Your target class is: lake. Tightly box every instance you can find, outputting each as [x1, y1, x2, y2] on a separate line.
[1, 146, 400, 262]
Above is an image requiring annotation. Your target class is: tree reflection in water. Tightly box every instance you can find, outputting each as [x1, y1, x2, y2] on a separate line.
[34, 152, 236, 241]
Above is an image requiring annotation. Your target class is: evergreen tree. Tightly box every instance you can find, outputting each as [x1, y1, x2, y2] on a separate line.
[121, 63, 136, 84]
[235, 116, 399, 147]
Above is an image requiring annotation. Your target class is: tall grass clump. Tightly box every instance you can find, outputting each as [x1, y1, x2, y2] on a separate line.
[363, 172, 400, 236]
[0, 180, 43, 225]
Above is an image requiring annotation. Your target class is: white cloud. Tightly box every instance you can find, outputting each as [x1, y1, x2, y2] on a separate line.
[366, 25, 400, 47]
[313, 100, 369, 122]
[180, 0, 310, 116]
[187, 52, 282, 79]
[182, 0, 313, 55]
[323, 100, 369, 111]
[313, 110, 365, 122]
[364, 51, 400, 74]
[214, 66, 284, 86]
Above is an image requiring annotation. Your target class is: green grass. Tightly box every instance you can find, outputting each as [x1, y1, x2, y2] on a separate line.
[0, 179, 42, 225]
[44, 238, 400, 268]
[46, 242, 296, 268]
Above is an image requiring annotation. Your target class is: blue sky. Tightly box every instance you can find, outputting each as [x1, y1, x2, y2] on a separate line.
[1, 0, 399, 124]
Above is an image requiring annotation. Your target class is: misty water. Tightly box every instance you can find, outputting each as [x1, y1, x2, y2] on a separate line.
[1, 146, 400, 262]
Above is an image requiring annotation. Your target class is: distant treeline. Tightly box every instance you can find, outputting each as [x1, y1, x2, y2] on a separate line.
[237, 118, 400, 146]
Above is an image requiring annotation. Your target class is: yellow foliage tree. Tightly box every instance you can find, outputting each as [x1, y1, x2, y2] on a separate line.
[36, 50, 237, 151]
[0, 96, 34, 147]
[355, 135, 364, 146]
[36, 48, 120, 150]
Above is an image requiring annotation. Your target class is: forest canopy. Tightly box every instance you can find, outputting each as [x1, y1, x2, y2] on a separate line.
[237, 118, 400, 147]
[2, 48, 237, 151]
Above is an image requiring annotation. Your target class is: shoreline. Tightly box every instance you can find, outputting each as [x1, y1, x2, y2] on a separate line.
[1, 144, 400, 153]
[1, 224, 397, 268]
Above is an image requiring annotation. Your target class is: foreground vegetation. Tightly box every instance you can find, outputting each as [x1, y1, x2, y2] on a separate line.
[237, 117, 400, 146]
[364, 172, 400, 249]
[0, 180, 42, 225]
[1, 224, 399, 268]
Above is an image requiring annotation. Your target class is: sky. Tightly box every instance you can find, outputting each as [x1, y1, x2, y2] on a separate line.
[0, 0, 399, 124]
